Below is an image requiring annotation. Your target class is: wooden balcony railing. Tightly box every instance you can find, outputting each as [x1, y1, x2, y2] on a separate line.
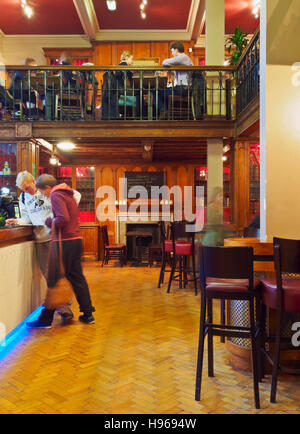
[235, 29, 260, 116]
[0, 65, 235, 122]
[0, 30, 259, 124]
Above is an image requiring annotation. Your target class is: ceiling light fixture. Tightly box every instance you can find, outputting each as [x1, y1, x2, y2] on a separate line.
[106, 0, 117, 11]
[57, 141, 76, 151]
[139, 0, 149, 19]
[252, 0, 261, 19]
[21, 0, 34, 19]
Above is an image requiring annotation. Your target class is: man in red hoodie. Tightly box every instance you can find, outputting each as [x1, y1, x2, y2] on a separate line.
[27, 174, 95, 328]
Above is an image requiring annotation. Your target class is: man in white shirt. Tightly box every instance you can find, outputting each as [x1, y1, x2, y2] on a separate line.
[157, 41, 193, 119]
[6, 171, 81, 323]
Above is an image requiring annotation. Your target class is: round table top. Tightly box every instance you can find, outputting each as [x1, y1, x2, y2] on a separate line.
[224, 237, 274, 272]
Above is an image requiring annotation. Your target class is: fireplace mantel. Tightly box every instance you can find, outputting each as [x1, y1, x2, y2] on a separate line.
[116, 212, 173, 244]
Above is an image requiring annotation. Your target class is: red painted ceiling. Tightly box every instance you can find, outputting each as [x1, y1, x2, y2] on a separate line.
[225, 0, 259, 34]
[0, 0, 84, 35]
[0, 0, 259, 35]
[94, 0, 192, 30]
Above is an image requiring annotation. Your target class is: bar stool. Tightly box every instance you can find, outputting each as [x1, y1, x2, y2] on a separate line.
[195, 245, 262, 409]
[167, 221, 199, 296]
[260, 237, 300, 403]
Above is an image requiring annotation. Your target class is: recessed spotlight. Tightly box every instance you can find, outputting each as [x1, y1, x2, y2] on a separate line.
[106, 0, 117, 11]
[141, 11, 146, 19]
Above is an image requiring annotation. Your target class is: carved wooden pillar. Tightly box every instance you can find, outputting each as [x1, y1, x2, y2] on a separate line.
[17, 141, 39, 177]
[232, 140, 250, 229]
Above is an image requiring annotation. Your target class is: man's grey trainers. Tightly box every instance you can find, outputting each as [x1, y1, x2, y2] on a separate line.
[26, 320, 52, 329]
[78, 314, 95, 324]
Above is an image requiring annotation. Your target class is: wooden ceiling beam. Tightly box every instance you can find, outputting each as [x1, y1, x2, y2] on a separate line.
[73, 0, 99, 40]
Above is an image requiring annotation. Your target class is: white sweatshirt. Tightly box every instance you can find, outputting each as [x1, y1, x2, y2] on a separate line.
[17, 189, 81, 243]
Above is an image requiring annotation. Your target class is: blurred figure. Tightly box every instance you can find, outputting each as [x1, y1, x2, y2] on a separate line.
[26, 174, 95, 329]
[8, 58, 39, 118]
[202, 187, 224, 247]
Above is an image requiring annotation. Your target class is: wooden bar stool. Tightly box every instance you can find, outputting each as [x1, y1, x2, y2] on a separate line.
[195, 245, 262, 409]
[260, 237, 300, 403]
[101, 225, 127, 267]
[167, 221, 199, 296]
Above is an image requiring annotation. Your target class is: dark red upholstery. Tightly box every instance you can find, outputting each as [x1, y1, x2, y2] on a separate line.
[175, 241, 192, 255]
[206, 278, 261, 293]
[105, 243, 125, 250]
[261, 278, 300, 312]
[164, 240, 173, 252]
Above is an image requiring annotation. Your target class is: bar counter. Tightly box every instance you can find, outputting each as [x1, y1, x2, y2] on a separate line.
[0, 227, 46, 338]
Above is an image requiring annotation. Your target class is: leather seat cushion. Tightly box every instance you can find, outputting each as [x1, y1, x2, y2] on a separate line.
[206, 278, 261, 293]
[261, 278, 300, 311]
[105, 244, 125, 249]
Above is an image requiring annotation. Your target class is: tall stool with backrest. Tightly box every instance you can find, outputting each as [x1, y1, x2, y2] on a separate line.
[260, 237, 300, 403]
[167, 221, 199, 296]
[101, 225, 126, 267]
[195, 245, 262, 409]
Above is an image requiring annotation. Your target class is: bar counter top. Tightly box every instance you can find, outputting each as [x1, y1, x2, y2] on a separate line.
[0, 226, 34, 247]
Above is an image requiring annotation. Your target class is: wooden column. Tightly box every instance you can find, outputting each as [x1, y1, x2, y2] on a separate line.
[17, 141, 40, 177]
[232, 140, 250, 229]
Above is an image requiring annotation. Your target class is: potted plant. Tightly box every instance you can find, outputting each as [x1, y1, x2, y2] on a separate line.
[226, 25, 249, 66]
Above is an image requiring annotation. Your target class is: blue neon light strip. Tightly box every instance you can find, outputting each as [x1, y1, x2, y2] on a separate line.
[0, 306, 43, 360]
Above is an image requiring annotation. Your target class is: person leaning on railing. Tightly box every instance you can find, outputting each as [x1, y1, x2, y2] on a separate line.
[155, 41, 193, 120]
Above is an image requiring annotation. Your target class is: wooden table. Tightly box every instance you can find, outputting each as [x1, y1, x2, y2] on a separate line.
[224, 237, 273, 371]
[224, 237, 300, 373]
[132, 74, 167, 120]
[224, 237, 274, 272]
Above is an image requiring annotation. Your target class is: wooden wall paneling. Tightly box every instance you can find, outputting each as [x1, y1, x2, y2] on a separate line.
[150, 42, 170, 64]
[233, 141, 250, 228]
[80, 224, 100, 261]
[94, 42, 112, 66]
[133, 42, 151, 59]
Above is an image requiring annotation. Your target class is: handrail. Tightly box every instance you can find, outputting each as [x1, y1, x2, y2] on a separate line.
[235, 27, 260, 71]
[3, 65, 235, 72]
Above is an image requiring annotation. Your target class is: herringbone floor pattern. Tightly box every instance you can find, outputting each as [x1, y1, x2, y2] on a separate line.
[1, 263, 300, 414]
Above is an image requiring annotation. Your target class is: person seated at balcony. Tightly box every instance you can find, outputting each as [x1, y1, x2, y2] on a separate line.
[155, 41, 193, 120]
[59, 52, 78, 90]
[116, 51, 147, 119]
[8, 58, 39, 118]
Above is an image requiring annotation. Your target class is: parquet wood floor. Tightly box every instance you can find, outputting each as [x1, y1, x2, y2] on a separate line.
[1, 263, 300, 414]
